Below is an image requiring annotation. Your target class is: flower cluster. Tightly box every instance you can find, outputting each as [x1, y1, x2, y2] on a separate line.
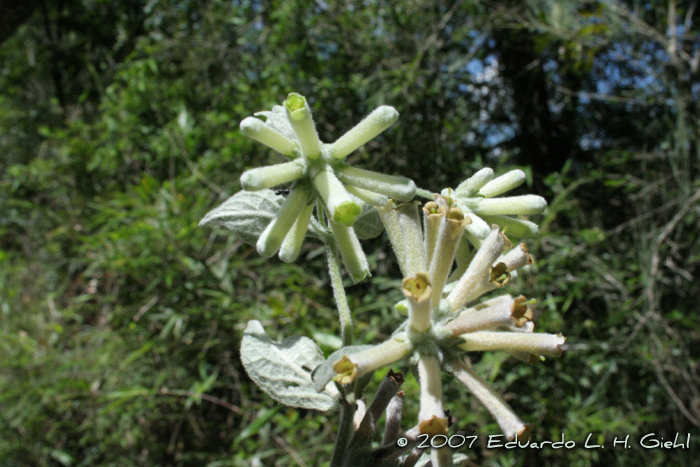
[444, 168, 546, 245]
[333, 195, 565, 442]
[203, 92, 567, 467]
[238, 93, 415, 280]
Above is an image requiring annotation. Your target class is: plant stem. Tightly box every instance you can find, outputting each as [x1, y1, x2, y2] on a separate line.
[416, 187, 434, 199]
[330, 396, 355, 467]
[326, 238, 354, 347]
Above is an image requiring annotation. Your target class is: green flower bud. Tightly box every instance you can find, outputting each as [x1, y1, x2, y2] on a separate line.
[240, 159, 306, 191]
[477, 169, 527, 198]
[327, 106, 399, 160]
[284, 93, 322, 159]
[337, 166, 416, 201]
[256, 185, 311, 257]
[240, 116, 298, 157]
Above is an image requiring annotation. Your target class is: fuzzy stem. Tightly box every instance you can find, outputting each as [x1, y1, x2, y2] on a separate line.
[326, 239, 354, 347]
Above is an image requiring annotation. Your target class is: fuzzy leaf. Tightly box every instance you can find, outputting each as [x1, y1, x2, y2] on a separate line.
[199, 190, 284, 244]
[353, 205, 384, 239]
[241, 320, 338, 411]
[312, 345, 373, 392]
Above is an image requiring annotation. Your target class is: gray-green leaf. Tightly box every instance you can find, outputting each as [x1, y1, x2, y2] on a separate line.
[353, 205, 384, 240]
[312, 345, 373, 392]
[241, 320, 339, 411]
[199, 190, 284, 244]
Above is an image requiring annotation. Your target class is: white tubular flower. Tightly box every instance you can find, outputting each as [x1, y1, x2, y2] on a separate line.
[312, 166, 361, 226]
[428, 207, 470, 309]
[457, 331, 565, 356]
[326, 106, 399, 160]
[422, 201, 446, 267]
[499, 243, 534, 271]
[445, 295, 533, 336]
[328, 220, 370, 283]
[278, 198, 316, 263]
[284, 92, 323, 159]
[256, 184, 313, 257]
[455, 167, 494, 196]
[446, 226, 507, 312]
[402, 272, 433, 333]
[446, 359, 533, 441]
[240, 159, 306, 191]
[332, 335, 410, 384]
[336, 166, 416, 202]
[417, 354, 448, 437]
[397, 201, 427, 276]
[240, 116, 298, 157]
[233, 92, 416, 272]
[376, 200, 425, 277]
[477, 169, 527, 198]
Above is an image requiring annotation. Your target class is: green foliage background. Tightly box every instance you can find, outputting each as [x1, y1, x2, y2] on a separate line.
[1, 0, 698, 466]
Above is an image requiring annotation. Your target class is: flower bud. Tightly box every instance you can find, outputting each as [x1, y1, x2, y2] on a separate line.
[329, 220, 370, 283]
[345, 185, 389, 206]
[473, 195, 547, 216]
[481, 215, 539, 238]
[312, 167, 362, 226]
[477, 169, 527, 198]
[240, 116, 298, 157]
[279, 199, 315, 262]
[284, 93, 322, 159]
[240, 159, 306, 191]
[256, 185, 311, 257]
[454, 168, 494, 197]
[327, 106, 399, 160]
[337, 166, 416, 201]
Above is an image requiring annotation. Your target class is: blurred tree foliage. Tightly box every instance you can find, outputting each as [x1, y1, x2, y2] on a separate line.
[1, 0, 699, 466]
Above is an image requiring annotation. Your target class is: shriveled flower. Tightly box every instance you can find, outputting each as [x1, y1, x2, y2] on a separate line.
[240, 93, 415, 269]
